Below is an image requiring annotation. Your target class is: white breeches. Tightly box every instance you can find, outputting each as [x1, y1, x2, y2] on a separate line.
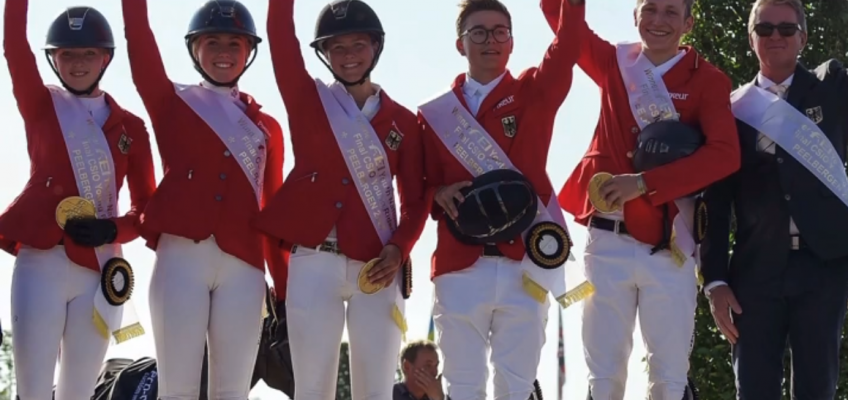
[11, 246, 110, 400]
[285, 244, 404, 400]
[433, 256, 550, 400]
[582, 226, 697, 400]
[149, 234, 266, 400]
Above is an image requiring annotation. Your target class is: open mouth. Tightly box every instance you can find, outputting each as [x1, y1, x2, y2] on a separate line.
[481, 49, 501, 56]
[647, 29, 671, 38]
[213, 62, 234, 69]
[341, 62, 362, 70]
[70, 71, 89, 77]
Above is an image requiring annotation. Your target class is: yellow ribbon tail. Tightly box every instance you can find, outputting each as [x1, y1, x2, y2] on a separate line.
[556, 281, 595, 309]
[392, 304, 407, 342]
[522, 272, 548, 304]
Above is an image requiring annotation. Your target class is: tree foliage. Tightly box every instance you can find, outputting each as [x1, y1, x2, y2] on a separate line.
[683, 1, 848, 399]
[0, 330, 13, 400]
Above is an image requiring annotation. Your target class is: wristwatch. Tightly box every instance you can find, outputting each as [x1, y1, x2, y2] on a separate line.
[636, 173, 647, 195]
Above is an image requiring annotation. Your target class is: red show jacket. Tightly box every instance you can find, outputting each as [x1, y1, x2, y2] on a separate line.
[253, 0, 429, 285]
[541, 0, 741, 247]
[0, 0, 157, 272]
[420, 0, 581, 279]
[121, 0, 287, 288]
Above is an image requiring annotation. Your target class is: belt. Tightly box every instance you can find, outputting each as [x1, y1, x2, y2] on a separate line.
[482, 244, 504, 257]
[292, 241, 342, 255]
[589, 216, 629, 236]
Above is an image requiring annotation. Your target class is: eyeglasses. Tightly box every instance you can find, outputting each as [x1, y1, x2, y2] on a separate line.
[461, 26, 512, 44]
[754, 22, 802, 38]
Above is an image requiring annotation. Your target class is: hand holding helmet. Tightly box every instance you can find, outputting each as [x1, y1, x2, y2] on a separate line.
[434, 181, 473, 220]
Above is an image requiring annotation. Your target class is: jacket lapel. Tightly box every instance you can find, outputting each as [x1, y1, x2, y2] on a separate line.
[785, 62, 815, 111]
[474, 72, 515, 121]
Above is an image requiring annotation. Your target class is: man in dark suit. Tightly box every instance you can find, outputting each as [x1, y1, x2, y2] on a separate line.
[700, 0, 848, 399]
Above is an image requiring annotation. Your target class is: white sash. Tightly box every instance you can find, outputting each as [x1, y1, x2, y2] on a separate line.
[48, 85, 144, 344]
[174, 83, 267, 204]
[419, 88, 592, 309]
[314, 78, 407, 335]
[616, 42, 696, 268]
[731, 83, 848, 207]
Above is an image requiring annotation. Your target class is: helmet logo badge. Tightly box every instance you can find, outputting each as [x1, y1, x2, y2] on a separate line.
[68, 18, 84, 30]
[331, 1, 350, 20]
[66, 7, 90, 31]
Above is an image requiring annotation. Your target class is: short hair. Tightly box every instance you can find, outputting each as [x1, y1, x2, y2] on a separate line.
[456, 0, 512, 37]
[636, 0, 696, 18]
[400, 340, 439, 364]
[748, 0, 807, 34]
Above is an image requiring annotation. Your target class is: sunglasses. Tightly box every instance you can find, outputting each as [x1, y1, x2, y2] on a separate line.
[754, 22, 802, 38]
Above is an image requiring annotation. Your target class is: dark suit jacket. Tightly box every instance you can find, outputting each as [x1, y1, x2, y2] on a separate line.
[700, 60, 848, 287]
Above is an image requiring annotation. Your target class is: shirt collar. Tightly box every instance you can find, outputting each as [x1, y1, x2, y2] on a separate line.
[756, 72, 794, 88]
[641, 49, 686, 77]
[462, 70, 507, 98]
[200, 80, 241, 102]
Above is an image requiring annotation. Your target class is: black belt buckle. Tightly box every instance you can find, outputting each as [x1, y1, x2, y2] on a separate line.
[590, 216, 628, 236]
[293, 241, 341, 255]
[482, 244, 504, 257]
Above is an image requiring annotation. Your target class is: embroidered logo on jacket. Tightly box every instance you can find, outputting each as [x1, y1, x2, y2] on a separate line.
[386, 129, 403, 151]
[805, 106, 823, 124]
[501, 115, 517, 138]
[495, 95, 515, 111]
[117, 132, 132, 154]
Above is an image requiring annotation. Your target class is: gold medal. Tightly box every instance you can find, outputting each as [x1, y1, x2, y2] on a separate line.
[56, 196, 96, 229]
[358, 258, 385, 295]
[588, 172, 620, 214]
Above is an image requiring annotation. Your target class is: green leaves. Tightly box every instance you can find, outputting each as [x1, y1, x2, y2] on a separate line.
[686, 2, 848, 398]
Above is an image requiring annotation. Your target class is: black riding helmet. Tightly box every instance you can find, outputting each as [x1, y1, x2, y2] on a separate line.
[184, 0, 262, 87]
[310, 0, 385, 86]
[43, 6, 115, 96]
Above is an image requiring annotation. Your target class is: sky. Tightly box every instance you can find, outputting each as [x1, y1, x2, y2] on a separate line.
[0, 0, 660, 399]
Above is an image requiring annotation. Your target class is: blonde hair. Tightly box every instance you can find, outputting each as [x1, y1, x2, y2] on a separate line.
[748, 0, 807, 34]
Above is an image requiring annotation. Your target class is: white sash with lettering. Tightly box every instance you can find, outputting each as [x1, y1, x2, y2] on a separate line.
[616, 42, 697, 268]
[174, 83, 267, 203]
[419, 89, 591, 309]
[731, 84, 848, 206]
[314, 78, 407, 335]
[48, 85, 145, 344]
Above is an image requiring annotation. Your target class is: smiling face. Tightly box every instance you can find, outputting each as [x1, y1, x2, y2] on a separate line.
[52, 48, 110, 92]
[193, 33, 251, 83]
[456, 9, 513, 76]
[634, 0, 693, 54]
[749, 2, 806, 72]
[322, 32, 379, 83]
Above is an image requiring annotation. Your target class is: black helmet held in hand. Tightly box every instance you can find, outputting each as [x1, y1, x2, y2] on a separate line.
[184, 0, 262, 87]
[446, 169, 538, 246]
[311, 0, 385, 86]
[632, 120, 704, 173]
[43, 6, 115, 96]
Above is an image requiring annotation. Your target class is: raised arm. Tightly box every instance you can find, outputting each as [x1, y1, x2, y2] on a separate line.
[261, 117, 288, 298]
[267, 0, 317, 107]
[388, 117, 430, 262]
[640, 70, 741, 205]
[539, 0, 616, 86]
[526, 0, 581, 105]
[112, 114, 157, 244]
[3, 0, 49, 122]
[120, 0, 173, 115]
